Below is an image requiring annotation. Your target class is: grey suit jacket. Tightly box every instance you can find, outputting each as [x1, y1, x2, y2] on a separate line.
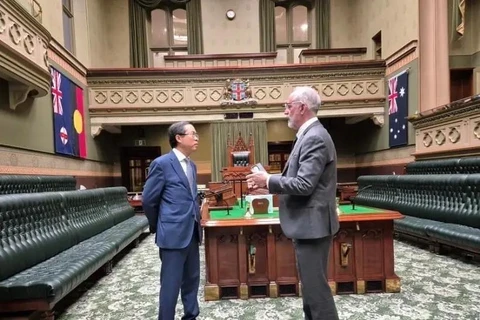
[268, 121, 340, 240]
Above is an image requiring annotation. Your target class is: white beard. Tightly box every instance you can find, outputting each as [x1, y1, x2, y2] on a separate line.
[287, 118, 295, 129]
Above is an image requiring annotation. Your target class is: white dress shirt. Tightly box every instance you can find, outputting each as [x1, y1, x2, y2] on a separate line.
[265, 117, 318, 188]
[172, 148, 189, 175]
[296, 117, 319, 140]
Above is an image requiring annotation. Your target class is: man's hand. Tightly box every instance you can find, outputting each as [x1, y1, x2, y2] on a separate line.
[246, 171, 269, 190]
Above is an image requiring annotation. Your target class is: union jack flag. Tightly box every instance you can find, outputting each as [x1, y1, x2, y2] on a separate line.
[388, 76, 398, 115]
[51, 69, 63, 115]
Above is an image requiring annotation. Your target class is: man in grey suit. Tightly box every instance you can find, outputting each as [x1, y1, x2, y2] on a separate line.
[246, 86, 340, 320]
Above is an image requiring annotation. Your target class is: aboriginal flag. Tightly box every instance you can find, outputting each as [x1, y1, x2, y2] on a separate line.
[51, 67, 87, 158]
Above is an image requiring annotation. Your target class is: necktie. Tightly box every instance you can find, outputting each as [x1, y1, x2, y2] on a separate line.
[186, 158, 200, 223]
[185, 158, 195, 196]
[283, 138, 297, 173]
[291, 137, 298, 151]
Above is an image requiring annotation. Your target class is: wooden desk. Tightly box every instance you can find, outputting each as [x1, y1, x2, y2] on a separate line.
[337, 182, 358, 204]
[128, 199, 142, 207]
[127, 196, 143, 213]
[201, 203, 403, 300]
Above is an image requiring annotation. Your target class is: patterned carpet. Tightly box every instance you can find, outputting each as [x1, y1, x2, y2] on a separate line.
[55, 233, 480, 320]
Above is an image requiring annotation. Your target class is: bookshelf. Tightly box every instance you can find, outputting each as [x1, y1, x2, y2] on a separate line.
[267, 141, 293, 173]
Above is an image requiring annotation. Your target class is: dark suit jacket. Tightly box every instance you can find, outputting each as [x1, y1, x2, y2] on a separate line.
[142, 150, 201, 249]
[268, 121, 340, 240]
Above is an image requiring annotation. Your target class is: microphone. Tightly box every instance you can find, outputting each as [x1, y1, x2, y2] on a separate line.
[351, 185, 372, 210]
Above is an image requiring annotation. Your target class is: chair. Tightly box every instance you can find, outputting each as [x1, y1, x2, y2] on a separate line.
[226, 131, 255, 168]
[221, 132, 255, 199]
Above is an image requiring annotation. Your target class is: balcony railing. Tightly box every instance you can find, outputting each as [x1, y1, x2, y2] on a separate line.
[154, 52, 278, 68]
[298, 48, 368, 63]
[0, 0, 50, 110]
[87, 57, 387, 136]
[408, 94, 480, 158]
[152, 48, 369, 68]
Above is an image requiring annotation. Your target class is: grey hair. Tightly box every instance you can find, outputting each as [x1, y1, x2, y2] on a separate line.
[168, 121, 191, 148]
[290, 86, 321, 114]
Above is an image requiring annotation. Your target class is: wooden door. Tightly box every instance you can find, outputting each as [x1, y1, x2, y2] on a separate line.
[120, 147, 161, 192]
[450, 69, 473, 102]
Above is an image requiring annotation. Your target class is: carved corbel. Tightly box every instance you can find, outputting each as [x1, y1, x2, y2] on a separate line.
[91, 124, 103, 138]
[9, 83, 34, 110]
[103, 125, 121, 134]
[345, 115, 369, 125]
[370, 114, 384, 127]
[91, 124, 121, 137]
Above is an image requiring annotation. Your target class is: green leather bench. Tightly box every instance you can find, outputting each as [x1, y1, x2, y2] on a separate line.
[355, 174, 480, 256]
[0, 186, 148, 319]
[0, 175, 77, 195]
[405, 157, 480, 174]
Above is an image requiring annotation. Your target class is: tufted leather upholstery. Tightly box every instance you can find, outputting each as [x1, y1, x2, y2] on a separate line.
[0, 175, 76, 195]
[38, 176, 77, 192]
[232, 152, 250, 167]
[354, 175, 398, 210]
[356, 174, 480, 253]
[0, 193, 75, 281]
[0, 186, 148, 304]
[60, 189, 114, 243]
[0, 231, 117, 304]
[405, 157, 480, 175]
[393, 216, 444, 238]
[104, 187, 137, 224]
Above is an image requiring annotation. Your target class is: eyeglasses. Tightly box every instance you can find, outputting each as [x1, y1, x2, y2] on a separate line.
[284, 101, 302, 109]
[179, 132, 199, 139]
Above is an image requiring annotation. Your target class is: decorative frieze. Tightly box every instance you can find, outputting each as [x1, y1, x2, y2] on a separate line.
[87, 61, 386, 136]
[414, 116, 480, 156]
[409, 95, 480, 157]
[90, 80, 384, 111]
[0, 0, 51, 110]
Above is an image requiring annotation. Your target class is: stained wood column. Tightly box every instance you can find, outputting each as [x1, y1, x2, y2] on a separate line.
[419, 0, 450, 112]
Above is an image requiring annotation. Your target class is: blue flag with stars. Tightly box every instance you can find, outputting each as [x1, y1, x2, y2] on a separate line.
[388, 70, 408, 147]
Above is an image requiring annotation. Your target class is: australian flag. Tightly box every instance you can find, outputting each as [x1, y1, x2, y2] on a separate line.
[388, 70, 408, 148]
[51, 67, 87, 158]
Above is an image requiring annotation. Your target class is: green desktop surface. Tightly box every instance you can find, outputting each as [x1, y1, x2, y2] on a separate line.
[339, 205, 384, 214]
[208, 203, 384, 220]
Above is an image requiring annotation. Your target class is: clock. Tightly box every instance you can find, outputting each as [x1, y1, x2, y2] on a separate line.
[226, 9, 235, 20]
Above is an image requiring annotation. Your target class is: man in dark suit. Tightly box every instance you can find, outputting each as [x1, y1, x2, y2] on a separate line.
[246, 86, 340, 320]
[142, 121, 202, 320]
